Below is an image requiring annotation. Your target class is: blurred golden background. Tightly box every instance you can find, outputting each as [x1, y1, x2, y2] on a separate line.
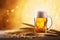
[0, 0, 60, 31]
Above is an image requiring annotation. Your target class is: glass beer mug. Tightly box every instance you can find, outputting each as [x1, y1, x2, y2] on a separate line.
[34, 11, 52, 33]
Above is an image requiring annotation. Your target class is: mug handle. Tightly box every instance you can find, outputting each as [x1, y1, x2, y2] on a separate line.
[47, 16, 52, 31]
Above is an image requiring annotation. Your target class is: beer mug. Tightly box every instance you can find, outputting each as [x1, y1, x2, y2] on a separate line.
[34, 11, 52, 33]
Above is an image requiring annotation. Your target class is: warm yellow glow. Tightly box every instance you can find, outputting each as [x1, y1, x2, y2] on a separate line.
[13, 0, 60, 31]
[36, 18, 46, 28]
[11, 9, 15, 12]
[35, 18, 46, 32]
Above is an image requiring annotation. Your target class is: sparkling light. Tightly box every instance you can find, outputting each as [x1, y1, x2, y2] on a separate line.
[6, 20, 9, 22]
[11, 9, 15, 12]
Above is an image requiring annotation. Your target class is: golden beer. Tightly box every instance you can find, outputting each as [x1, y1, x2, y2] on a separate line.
[35, 18, 47, 33]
